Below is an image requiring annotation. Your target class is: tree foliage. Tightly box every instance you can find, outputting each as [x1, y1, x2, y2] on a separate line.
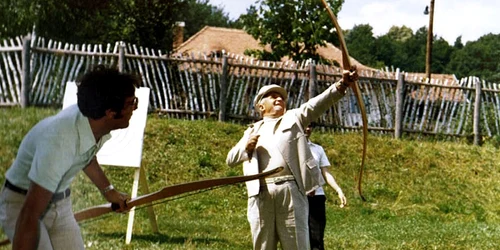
[386, 25, 413, 42]
[447, 34, 500, 82]
[0, 0, 233, 51]
[344, 24, 378, 67]
[1, 0, 498, 82]
[340, 23, 500, 83]
[236, 0, 500, 83]
[239, 0, 343, 62]
[353, 23, 499, 83]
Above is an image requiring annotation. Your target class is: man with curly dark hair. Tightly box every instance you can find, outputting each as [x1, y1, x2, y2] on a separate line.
[0, 65, 140, 249]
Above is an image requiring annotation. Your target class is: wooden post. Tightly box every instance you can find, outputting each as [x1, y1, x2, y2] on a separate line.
[21, 34, 31, 108]
[218, 55, 228, 121]
[395, 73, 405, 139]
[118, 41, 125, 73]
[473, 78, 482, 145]
[425, 0, 435, 82]
[308, 61, 317, 101]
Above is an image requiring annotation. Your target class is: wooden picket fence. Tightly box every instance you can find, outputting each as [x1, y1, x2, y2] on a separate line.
[0, 34, 498, 142]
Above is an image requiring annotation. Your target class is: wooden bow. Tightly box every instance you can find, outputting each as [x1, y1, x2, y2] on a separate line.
[0, 167, 284, 246]
[320, 0, 368, 201]
[74, 166, 283, 221]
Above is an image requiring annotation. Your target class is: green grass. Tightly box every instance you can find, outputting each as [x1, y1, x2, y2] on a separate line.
[1, 107, 499, 249]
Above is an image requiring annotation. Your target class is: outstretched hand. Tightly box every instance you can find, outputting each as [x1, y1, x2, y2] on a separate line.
[341, 65, 359, 88]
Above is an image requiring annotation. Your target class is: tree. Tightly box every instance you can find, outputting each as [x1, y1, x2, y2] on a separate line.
[373, 34, 400, 69]
[386, 25, 413, 43]
[0, 0, 40, 39]
[393, 26, 428, 72]
[447, 34, 500, 82]
[453, 36, 464, 50]
[175, 0, 234, 44]
[239, 0, 344, 62]
[0, 0, 232, 51]
[431, 37, 453, 74]
[344, 24, 377, 67]
[0, 0, 126, 43]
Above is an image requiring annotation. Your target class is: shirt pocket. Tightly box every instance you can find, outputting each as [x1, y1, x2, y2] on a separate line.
[305, 157, 318, 170]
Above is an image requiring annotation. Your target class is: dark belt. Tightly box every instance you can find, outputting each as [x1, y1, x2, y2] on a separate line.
[4, 179, 71, 202]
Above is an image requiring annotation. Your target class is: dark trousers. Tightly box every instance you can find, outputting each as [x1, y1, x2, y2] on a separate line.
[308, 195, 327, 250]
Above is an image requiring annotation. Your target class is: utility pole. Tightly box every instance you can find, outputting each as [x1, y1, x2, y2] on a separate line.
[424, 0, 435, 82]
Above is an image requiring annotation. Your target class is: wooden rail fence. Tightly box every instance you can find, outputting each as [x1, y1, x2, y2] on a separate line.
[1, 34, 498, 144]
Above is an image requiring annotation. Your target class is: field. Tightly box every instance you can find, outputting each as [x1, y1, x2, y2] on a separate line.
[1, 107, 499, 249]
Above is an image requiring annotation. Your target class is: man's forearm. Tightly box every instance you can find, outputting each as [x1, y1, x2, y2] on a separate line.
[297, 82, 346, 126]
[84, 157, 111, 191]
[13, 183, 53, 250]
[322, 168, 342, 193]
[13, 211, 40, 250]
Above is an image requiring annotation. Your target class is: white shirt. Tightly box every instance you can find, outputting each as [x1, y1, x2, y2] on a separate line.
[6, 105, 111, 193]
[308, 141, 330, 195]
[255, 117, 291, 175]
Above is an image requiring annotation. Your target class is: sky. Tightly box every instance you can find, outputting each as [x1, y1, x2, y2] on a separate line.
[208, 0, 500, 44]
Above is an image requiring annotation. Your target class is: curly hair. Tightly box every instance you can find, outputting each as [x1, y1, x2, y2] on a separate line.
[77, 65, 140, 119]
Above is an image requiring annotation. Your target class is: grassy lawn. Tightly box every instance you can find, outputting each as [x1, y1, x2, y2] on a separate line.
[0, 107, 499, 249]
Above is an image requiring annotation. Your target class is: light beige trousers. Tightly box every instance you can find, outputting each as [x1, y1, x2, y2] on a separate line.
[247, 181, 310, 250]
[0, 187, 84, 250]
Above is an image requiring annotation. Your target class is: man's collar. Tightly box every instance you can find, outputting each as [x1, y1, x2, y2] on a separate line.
[263, 116, 281, 122]
[77, 110, 97, 153]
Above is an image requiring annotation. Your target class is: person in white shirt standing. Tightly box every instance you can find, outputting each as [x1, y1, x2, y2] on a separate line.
[305, 124, 347, 250]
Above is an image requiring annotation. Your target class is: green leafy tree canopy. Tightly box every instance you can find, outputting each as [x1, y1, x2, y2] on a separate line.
[0, 0, 233, 51]
[239, 0, 344, 62]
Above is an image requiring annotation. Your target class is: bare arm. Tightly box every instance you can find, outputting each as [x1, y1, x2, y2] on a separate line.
[321, 167, 347, 208]
[12, 182, 52, 250]
[83, 157, 129, 212]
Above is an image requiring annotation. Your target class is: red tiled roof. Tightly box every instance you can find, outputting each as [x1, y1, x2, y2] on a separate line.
[174, 26, 376, 71]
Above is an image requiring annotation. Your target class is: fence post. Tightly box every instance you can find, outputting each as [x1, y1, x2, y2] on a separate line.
[473, 78, 482, 145]
[308, 61, 317, 100]
[218, 55, 228, 121]
[118, 41, 125, 73]
[21, 34, 31, 108]
[395, 73, 405, 139]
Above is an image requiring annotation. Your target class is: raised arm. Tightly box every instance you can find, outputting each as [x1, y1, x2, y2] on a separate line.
[295, 70, 358, 128]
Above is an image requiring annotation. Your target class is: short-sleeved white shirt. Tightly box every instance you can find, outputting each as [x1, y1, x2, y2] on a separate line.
[308, 141, 330, 196]
[6, 104, 111, 193]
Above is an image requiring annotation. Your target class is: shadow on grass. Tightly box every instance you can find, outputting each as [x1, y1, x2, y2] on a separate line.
[97, 232, 229, 245]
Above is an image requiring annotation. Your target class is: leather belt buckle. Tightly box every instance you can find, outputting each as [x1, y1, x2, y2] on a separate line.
[265, 175, 295, 184]
[51, 189, 71, 202]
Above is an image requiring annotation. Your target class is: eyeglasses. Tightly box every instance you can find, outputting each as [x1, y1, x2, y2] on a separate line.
[133, 97, 138, 107]
[126, 97, 138, 110]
